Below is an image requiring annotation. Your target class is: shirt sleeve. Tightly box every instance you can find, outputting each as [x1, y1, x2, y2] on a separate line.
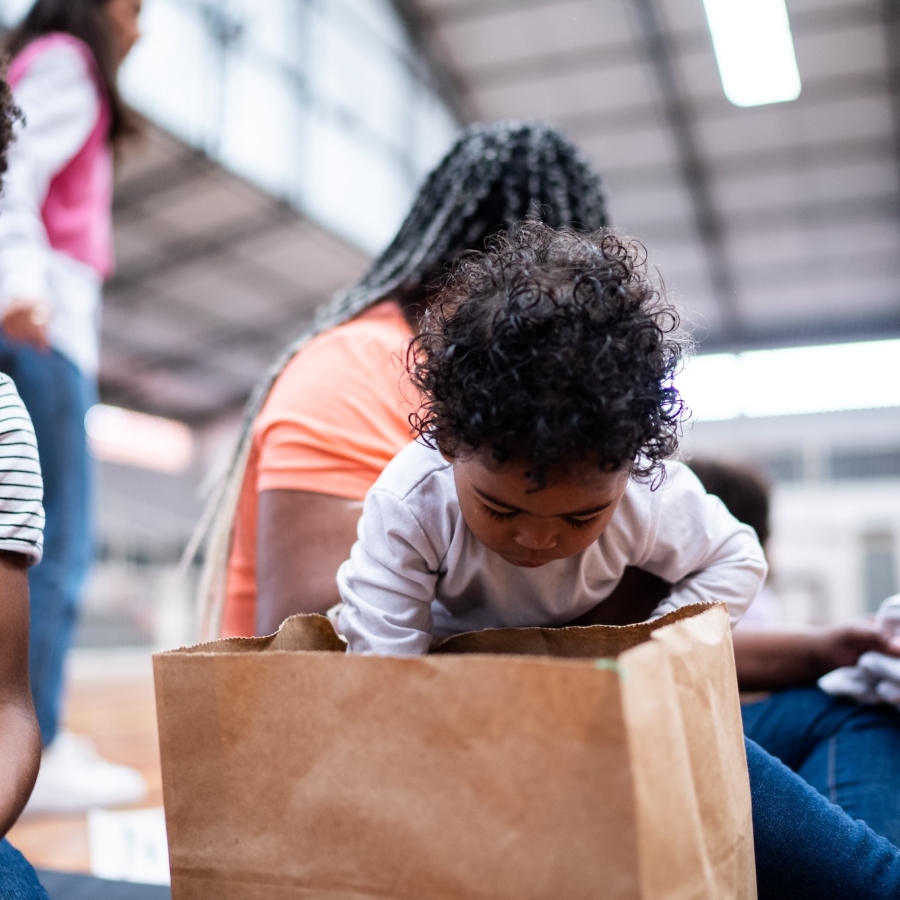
[255, 313, 415, 500]
[0, 44, 101, 307]
[337, 488, 441, 655]
[635, 464, 768, 625]
[0, 377, 44, 565]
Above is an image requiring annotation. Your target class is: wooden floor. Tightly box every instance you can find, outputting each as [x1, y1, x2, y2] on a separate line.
[7, 654, 162, 873]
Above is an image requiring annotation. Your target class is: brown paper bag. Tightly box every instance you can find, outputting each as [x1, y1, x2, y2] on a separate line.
[154, 602, 755, 899]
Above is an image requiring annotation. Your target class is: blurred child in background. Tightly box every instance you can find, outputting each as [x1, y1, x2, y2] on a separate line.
[0, 0, 144, 814]
[0, 61, 50, 900]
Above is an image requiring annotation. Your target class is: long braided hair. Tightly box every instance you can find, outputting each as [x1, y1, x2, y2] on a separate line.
[192, 120, 609, 638]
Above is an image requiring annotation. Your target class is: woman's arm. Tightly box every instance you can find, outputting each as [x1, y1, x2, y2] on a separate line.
[0, 551, 40, 836]
[733, 620, 900, 691]
[255, 489, 362, 635]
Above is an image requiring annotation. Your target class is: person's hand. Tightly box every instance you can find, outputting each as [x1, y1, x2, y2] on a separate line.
[1, 300, 50, 352]
[812, 618, 900, 673]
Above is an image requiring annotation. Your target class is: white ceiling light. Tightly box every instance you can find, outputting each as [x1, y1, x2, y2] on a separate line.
[677, 339, 900, 423]
[702, 0, 801, 107]
[85, 405, 194, 474]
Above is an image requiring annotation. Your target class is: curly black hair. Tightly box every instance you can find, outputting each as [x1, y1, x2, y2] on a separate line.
[409, 222, 689, 486]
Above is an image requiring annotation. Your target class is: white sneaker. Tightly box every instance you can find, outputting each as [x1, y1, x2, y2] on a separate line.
[23, 731, 147, 815]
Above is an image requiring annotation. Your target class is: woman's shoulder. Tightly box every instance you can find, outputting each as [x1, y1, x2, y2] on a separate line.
[265, 303, 409, 403]
[287, 302, 408, 370]
[320, 301, 409, 349]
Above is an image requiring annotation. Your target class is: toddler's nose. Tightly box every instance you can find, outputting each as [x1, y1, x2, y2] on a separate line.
[513, 525, 557, 551]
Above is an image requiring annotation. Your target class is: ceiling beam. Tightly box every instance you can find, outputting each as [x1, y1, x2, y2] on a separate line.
[882, 0, 900, 241]
[629, 0, 738, 333]
[419, 0, 561, 28]
[420, 0, 871, 29]
[465, 35, 644, 91]
[462, 2, 881, 92]
[113, 147, 213, 215]
[601, 135, 895, 192]
[630, 192, 898, 243]
[392, 0, 472, 122]
[696, 310, 900, 354]
[107, 204, 299, 293]
[556, 68, 890, 143]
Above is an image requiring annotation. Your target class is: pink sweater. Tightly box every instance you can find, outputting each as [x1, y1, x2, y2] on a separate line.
[8, 33, 113, 279]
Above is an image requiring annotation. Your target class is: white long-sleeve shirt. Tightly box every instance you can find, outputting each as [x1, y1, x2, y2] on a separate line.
[338, 441, 768, 655]
[0, 41, 103, 374]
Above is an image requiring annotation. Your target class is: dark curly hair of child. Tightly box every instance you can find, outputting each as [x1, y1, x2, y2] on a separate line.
[408, 221, 689, 486]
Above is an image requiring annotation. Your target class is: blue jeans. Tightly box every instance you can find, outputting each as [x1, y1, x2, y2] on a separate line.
[747, 736, 900, 898]
[0, 336, 95, 746]
[0, 840, 49, 899]
[743, 686, 900, 846]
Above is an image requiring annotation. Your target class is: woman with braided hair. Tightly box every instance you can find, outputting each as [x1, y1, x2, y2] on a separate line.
[188, 121, 900, 895]
[199, 121, 609, 640]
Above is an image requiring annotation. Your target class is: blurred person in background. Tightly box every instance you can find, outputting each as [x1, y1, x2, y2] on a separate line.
[0, 65, 49, 900]
[200, 121, 610, 640]
[689, 458, 900, 846]
[0, 0, 145, 814]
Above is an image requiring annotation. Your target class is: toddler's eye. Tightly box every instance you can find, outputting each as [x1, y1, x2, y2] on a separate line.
[484, 505, 518, 522]
[565, 515, 600, 530]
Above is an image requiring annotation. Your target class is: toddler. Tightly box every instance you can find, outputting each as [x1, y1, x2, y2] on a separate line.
[338, 223, 766, 654]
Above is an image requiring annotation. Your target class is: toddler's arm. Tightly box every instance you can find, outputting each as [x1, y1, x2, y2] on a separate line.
[337, 489, 441, 654]
[639, 464, 767, 623]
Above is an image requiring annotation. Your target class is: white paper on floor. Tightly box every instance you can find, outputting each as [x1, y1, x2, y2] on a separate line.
[88, 806, 170, 885]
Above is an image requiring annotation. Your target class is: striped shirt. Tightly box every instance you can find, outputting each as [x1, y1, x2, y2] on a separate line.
[0, 375, 44, 564]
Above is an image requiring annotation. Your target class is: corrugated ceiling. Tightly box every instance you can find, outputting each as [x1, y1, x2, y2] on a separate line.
[102, 0, 900, 423]
[411, 0, 900, 352]
[102, 127, 368, 424]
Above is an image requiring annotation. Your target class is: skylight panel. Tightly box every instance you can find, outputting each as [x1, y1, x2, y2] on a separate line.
[678, 340, 900, 422]
[702, 0, 802, 107]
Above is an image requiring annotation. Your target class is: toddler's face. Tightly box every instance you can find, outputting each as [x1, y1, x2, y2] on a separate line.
[452, 453, 630, 568]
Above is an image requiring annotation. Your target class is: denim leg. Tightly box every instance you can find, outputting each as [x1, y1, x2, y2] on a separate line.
[743, 686, 900, 845]
[747, 737, 900, 900]
[0, 336, 96, 746]
[0, 840, 50, 900]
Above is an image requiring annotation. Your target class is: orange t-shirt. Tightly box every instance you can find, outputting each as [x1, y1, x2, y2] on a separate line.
[223, 302, 416, 637]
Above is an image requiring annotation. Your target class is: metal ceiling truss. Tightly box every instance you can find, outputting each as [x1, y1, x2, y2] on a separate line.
[629, 0, 739, 333]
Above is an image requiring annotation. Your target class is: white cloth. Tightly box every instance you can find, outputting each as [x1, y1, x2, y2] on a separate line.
[819, 595, 900, 706]
[0, 374, 43, 564]
[0, 42, 103, 374]
[338, 441, 768, 655]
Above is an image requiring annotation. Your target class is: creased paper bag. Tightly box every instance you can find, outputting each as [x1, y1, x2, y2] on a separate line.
[154, 602, 755, 899]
